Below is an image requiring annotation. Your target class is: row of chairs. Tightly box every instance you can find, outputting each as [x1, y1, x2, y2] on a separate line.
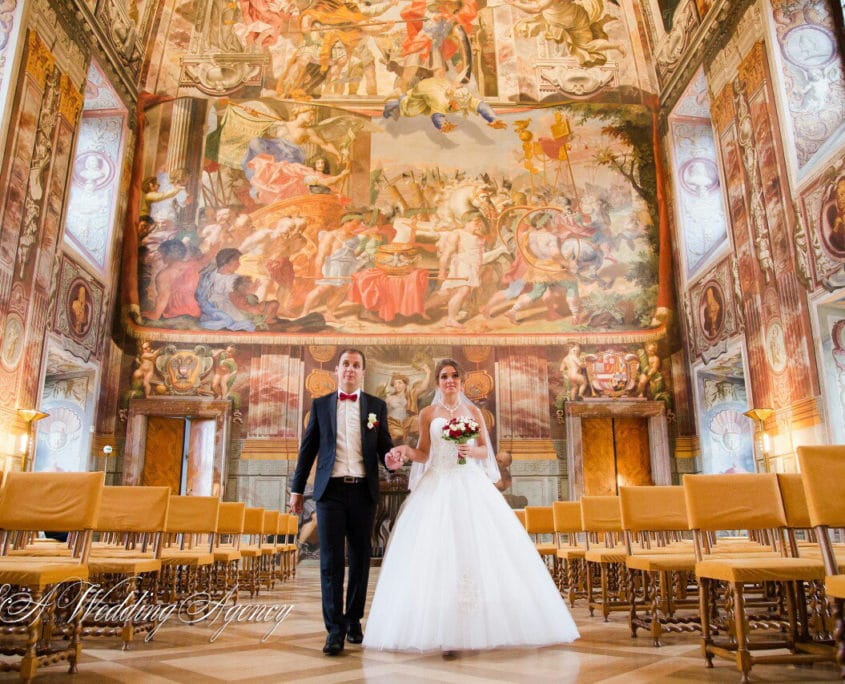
[0, 472, 298, 681]
[517, 445, 845, 682]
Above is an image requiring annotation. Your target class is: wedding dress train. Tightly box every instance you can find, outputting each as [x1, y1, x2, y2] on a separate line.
[363, 417, 579, 652]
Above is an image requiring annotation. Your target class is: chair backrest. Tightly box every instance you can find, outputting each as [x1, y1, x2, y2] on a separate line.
[552, 501, 582, 532]
[797, 445, 845, 528]
[285, 513, 299, 537]
[776, 473, 811, 529]
[514, 509, 526, 528]
[217, 502, 246, 535]
[580, 496, 622, 533]
[263, 510, 280, 544]
[619, 486, 688, 533]
[524, 506, 554, 535]
[0, 471, 104, 532]
[97, 486, 171, 532]
[243, 507, 265, 537]
[683, 473, 787, 531]
[165, 495, 220, 534]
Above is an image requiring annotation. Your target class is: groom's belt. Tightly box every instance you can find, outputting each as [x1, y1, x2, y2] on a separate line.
[330, 476, 365, 484]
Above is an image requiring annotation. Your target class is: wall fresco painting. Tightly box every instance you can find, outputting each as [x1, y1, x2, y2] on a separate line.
[53, 256, 105, 362]
[712, 42, 818, 410]
[670, 118, 727, 276]
[34, 374, 95, 473]
[771, 0, 845, 176]
[696, 372, 754, 474]
[799, 158, 845, 290]
[156, 0, 644, 104]
[686, 258, 739, 362]
[64, 107, 126, 270]
[130, 98, 662, 341]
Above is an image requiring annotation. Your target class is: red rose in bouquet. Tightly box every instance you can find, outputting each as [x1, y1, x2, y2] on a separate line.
[441, 416, 480, 464]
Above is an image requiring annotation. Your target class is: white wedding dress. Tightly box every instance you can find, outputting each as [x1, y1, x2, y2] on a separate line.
[363, 417, 579, 652]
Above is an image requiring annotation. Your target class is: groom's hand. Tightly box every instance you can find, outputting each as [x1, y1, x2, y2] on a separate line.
[385, 447, 405, 470]
[289, 492, 304, 514]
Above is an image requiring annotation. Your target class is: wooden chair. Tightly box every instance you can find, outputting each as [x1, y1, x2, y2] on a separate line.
[0, 471, 104, 681]
[798, 445, 845, 678]
[213, 502, 245, 602]
[160, 495, 219, 605]
[278, 513, 299, 581]
[524, 506, 557, 577]
[684, 473, 829, 682]
[581, 495, 630, 621]
[261, 510, 281, 590]
[620, 485, 699, 646]
[552, 501, 586, 606]
[238, 507, 265, 597]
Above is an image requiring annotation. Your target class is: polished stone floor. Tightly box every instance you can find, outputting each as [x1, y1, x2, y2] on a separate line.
[3, 561, 840, 683]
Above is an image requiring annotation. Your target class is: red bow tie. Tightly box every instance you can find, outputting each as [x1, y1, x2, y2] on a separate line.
[339, 392, 358, 402]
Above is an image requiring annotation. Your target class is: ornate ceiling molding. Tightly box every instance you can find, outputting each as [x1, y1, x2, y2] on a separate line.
[658, 0, 758, 119]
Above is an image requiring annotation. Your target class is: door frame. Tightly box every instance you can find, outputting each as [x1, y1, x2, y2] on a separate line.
[565, 400, 671, 500]
[123, 397, 231, 497]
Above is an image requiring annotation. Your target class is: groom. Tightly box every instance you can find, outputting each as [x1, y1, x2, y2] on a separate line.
[290, 348, 398, 655]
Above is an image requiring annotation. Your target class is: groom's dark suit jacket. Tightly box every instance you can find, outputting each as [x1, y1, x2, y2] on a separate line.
[291, 391, 392, 503]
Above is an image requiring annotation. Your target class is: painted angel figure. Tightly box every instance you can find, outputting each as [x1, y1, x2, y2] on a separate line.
[383, 77, 506, 132]
[505, 0, 626, 67]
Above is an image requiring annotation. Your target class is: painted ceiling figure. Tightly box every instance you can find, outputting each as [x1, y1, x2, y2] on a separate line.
[396, 0, 477, 90]
[383, 77, 506, 131]
[506, 0, 625, 67]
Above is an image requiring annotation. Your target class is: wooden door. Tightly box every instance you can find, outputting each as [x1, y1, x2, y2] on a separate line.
[614, 417, 652, 487]
[582, 417, 616, 495]
[581, 416, 652, 495]
[142, 416, 185, 492]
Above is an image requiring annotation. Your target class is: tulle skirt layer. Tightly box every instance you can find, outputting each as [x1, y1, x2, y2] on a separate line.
[363, 464, 579, 652]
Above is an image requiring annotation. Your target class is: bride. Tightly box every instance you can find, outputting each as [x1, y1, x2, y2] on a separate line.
[365, 358, 579, 653]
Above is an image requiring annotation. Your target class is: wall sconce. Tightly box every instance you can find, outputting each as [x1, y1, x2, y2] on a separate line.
[743, 407, 774, 472]
[17, 409, 49, 472]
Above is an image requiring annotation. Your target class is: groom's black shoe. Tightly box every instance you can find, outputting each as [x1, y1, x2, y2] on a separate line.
[346, 622, 364, 644]
[323, 634, 344, 656]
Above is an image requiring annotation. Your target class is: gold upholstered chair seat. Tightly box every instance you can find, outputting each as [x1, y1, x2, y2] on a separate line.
[555, 546, 586, 559]
[86, 556, 162, 575]
[584, 547, 627, 564]
[693, 557, 825, 584]
[826, 574, 845, 599]
[160, 549, 214, 565]
[625, 553, 697, 573]
[0, 560, 90, 586]
[212, 547, 242, 562]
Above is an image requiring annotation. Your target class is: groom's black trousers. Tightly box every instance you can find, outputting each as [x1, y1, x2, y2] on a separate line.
[316, 478, 376, 637]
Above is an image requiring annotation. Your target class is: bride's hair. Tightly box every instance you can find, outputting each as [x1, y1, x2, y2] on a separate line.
[435, 358, 463, 379]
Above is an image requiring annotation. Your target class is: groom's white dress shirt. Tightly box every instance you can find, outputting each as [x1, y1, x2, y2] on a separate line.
[332, 390, 365, 478]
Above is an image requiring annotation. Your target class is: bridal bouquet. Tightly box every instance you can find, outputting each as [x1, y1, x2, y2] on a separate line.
[441, 416, 480, 464]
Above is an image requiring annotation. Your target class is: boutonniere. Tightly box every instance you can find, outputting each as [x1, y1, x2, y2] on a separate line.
[367, 413, 379, 430]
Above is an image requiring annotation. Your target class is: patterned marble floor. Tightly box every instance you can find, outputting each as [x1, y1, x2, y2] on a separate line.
[3, 561, 839, 683]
